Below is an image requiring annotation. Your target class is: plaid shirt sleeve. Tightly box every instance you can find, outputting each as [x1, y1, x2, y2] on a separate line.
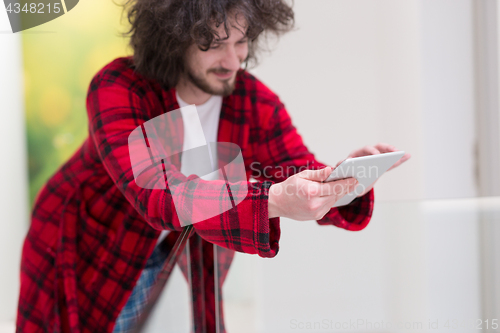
[87, 71, 279, 258]
[249, 79, 374, 231]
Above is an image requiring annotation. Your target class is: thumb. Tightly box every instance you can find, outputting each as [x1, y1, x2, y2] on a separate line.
[334, 158, 347, 169]
[298, 166, 332, 182]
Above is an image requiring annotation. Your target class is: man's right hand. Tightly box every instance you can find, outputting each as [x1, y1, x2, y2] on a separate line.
[267, 166, 358, 221]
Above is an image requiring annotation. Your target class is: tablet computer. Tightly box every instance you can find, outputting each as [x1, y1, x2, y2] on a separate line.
[324, 151, 405, 207]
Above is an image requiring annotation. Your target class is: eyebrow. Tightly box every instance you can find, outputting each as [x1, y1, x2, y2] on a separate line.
[213, 35, 248, 44]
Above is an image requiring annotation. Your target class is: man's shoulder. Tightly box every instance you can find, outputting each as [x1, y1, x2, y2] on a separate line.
[88, 56, 156, 96]
[235, 69, 281, 106]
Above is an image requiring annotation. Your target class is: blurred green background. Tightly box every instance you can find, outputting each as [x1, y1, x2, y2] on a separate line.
[23, 0, 131, 207]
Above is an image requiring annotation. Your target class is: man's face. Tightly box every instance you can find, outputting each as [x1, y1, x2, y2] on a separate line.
[183, 14, 249, 96]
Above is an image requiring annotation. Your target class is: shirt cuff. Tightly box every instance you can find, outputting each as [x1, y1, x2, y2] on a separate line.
[316, 188, 375, 231]
[254, 180, 281, 258]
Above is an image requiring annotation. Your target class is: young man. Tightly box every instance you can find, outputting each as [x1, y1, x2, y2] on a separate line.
[16, 0, 410, 332]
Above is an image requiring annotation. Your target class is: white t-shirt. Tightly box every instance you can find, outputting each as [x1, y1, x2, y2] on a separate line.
[141, 93, 223, 332]
[155, 92, 223, 247]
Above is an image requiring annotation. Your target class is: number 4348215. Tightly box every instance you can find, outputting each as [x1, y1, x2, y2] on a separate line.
[6, 3, 61, 14]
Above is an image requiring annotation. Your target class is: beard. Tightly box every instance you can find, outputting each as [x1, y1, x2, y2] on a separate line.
[186, 67, 237, 97]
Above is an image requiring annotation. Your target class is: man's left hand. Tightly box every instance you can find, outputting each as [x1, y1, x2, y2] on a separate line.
[340, 143, 411, 198]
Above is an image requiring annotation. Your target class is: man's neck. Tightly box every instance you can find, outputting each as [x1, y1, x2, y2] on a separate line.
[175, 77, 212, 105]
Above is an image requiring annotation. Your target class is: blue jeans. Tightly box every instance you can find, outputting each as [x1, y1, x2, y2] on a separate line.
[112, 243, 170, 332]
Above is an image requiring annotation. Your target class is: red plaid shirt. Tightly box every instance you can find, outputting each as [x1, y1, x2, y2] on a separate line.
[16, 56, 375, 333]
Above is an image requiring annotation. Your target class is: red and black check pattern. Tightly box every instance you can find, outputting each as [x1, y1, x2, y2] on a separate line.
[16, 56, 374, 333]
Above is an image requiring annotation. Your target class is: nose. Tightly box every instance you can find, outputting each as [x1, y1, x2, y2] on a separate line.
[221, 45, 243, 72]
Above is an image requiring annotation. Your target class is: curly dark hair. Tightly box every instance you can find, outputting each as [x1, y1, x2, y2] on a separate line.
[117, 0, 295, 90]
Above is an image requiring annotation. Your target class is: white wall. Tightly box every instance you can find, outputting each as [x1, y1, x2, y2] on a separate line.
[224, 198, 484, 333]
[419, 0, 477, 200]
[0, 8, 29, 331]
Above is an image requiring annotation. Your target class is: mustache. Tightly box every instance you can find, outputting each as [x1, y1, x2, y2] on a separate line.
[208, 68, 233, 75]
